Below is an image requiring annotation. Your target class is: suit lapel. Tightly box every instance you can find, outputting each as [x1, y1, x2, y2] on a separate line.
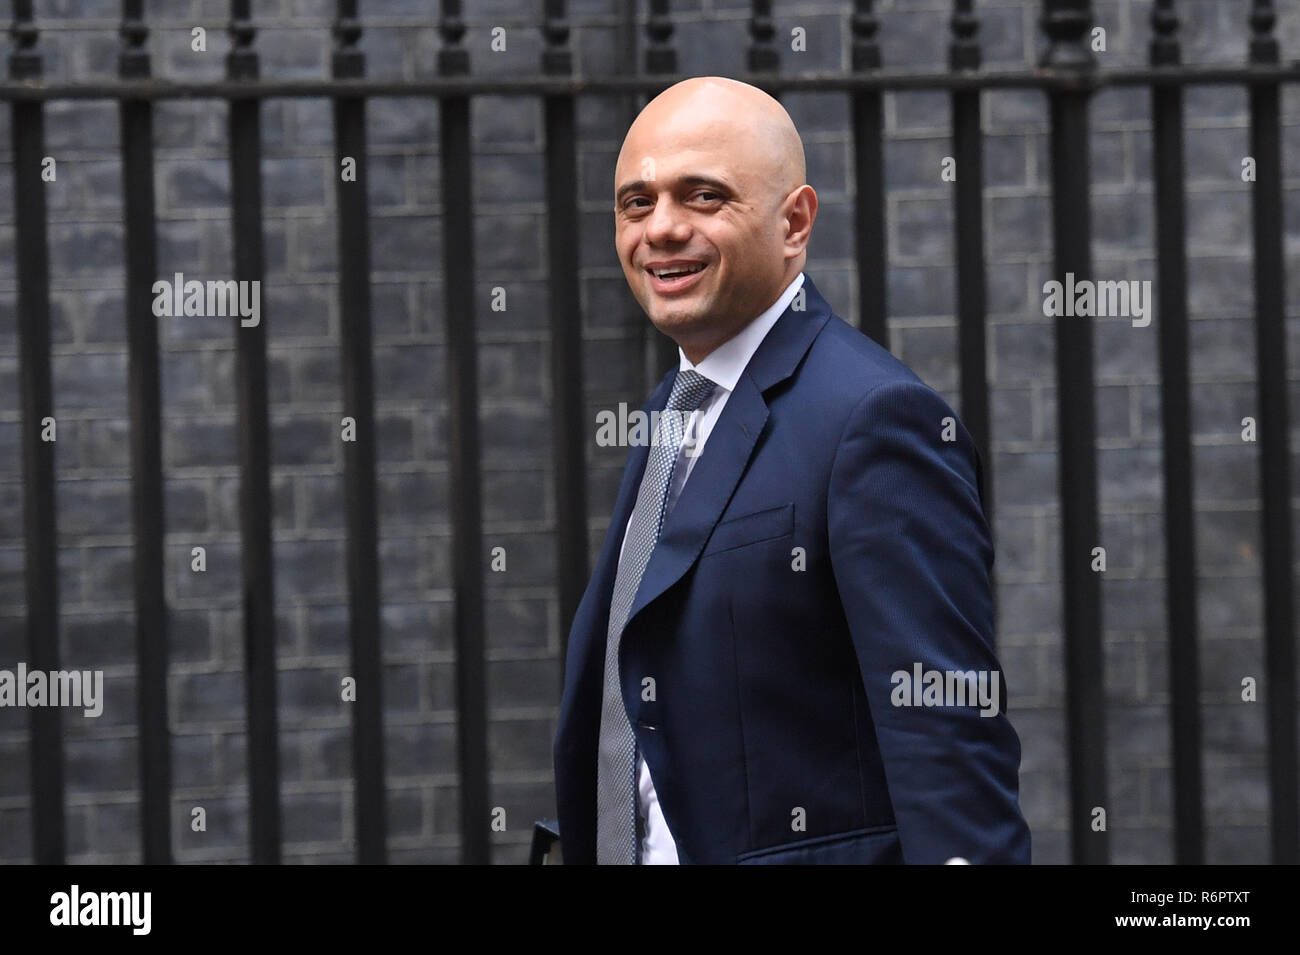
[623, 273, 835, 630]
[561, 369, 675, 685]
[604, 373, 672, 579]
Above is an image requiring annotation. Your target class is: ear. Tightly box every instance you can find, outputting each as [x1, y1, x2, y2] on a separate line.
[783, 184, 818, 255]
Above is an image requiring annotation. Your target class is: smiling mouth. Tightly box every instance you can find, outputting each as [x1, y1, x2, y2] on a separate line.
[645, 262, 709, 294]
[648, 263, 706, 280]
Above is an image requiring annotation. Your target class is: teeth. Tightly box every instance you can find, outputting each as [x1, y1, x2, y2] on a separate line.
[653, 264, 705, 279]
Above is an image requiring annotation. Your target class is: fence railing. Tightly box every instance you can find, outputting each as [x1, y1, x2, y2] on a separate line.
[2, 0, 1296, 865]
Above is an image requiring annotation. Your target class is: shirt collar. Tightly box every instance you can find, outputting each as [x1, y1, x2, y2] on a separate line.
[678, 271, 806, 393]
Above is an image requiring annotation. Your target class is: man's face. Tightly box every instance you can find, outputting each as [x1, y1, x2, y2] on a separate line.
[614, 112, 795, 360]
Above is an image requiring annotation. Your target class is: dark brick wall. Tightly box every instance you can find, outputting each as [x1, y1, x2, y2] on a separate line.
[0, 0, 1297, 864]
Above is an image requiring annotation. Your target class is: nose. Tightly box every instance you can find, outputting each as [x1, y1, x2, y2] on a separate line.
[643, 196, 692, 246]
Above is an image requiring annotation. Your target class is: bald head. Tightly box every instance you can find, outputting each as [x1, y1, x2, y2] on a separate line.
[618, 77, 806, 213]
[614, 77, 818, 364]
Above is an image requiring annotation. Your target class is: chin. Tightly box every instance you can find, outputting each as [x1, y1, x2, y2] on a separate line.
[649, 310, 701, 337]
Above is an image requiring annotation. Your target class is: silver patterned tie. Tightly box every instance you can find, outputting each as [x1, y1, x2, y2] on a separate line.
[596, 368, 716, 864]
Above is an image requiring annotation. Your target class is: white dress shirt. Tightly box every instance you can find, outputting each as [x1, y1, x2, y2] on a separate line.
[614, 271, 806, 864]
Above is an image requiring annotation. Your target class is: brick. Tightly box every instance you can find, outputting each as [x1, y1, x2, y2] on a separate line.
[0, 480, 20, 541]
[387, 786, 425, 838]
[482, 469, 547, 524]
[57, 478, 133, 538]
[487, 657, 559, 709]
[480, 405, 549, 466]
[62, 611, 134, 670]
[487, 779, 556, 839]
[389, 844, 460, 864]
[270, 414, 339, 467]
[991, 320, 1052, 385]
[431, 784, 460, 835]
[81, 545, 135, 605]
[88, 800, 143, 857]
[1189, 186, 1252, 251]
[280, 667, 349, 723]
[165, 478, 212, 535]
[378, 534, 425, 600]
[775, 14, 843, 73]
[161, 159, 231, 209]
[66, 735, 137, 794]
[172, 670, 245, 727]
[0, 737, 29, 797]
[987, 194, 1050, 257]
[259, 28, 328, 79]
[378, 469, 445, 527]
[171, 732, 220, 790]
[1205, 825, 1269, 864]
[45, 101, 117, 151]
[1195, 507, 1261, 573]
[992, 387, 1035, 444]
[164, 417, 238, 470]
[283, 790, 345, 845]
[1098, 446, 1163, 507]
[1199, 637, 1262, 699]
[1112, 828, 1174, 864]
[486, 596, 551, 652]
[992, 511, 1040, 576]
[380, 601, 454, 656]
[479, 531, 555, 588]
[174, 795, 249, 856]
[54, 352, 129, 413]
[478, 212, 542, 273]
[381, 721, 458, 780]
[76, 417, 134, 470]
[0, 807, 33, 862]
[894, 196, 953, 262]
[488, 718, 554, 773]
[993, 449, 1058, 509]
[895, 324, 958, 392]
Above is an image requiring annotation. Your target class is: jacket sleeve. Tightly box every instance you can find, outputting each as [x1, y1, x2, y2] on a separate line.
[827, 379, 1031, 864]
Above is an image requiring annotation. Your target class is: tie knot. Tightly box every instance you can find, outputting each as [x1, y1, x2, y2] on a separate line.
[664, 368, 715, 413]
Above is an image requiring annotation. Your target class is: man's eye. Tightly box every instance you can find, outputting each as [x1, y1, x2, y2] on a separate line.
[622, 192, 720, 211]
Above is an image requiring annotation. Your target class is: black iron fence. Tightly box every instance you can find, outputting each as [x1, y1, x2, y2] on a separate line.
[2, 0, 1296, 865]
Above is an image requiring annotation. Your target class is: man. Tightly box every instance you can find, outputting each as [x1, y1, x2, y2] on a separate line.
[553, 77, 1031, 864]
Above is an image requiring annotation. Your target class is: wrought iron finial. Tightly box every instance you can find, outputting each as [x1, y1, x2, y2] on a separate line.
[1149, 0, 1181, 67]
[1040, 0, 1095, 70]
[749, 0, 778, 73]
[9, 0, 42, 80]
[851, 0, 880, 71]
[949, 0, 981, 72]
[542, 0, 572, 77]
[333, 0, 364, 78]
[228, 0, 259, 79]
[645, 0, 676, 75]
[1250, 0, 1279, 65]
[119, 0, 151, 79]
[439, 0, 469, 76]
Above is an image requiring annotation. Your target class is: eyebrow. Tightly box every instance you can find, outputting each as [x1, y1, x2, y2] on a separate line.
[615, 174, 733, 205]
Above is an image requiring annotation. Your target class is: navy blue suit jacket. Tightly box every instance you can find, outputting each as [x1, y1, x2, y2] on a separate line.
[554, 274, 1031, 864]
